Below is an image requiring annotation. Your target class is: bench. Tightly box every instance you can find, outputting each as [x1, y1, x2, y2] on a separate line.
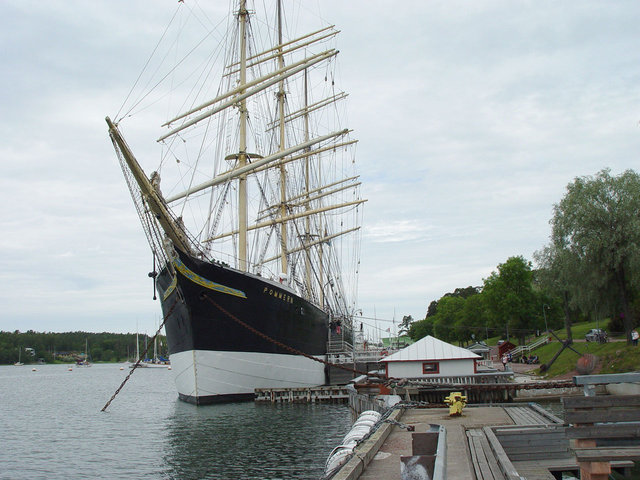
[562, 394, 640, 480]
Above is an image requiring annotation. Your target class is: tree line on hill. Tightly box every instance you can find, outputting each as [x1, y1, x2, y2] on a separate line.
[0, 330, 167, 365]
[406, 169, 640, 346]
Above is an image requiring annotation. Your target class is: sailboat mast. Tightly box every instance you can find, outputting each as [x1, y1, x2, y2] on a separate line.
[276, 0, 288, 276]
[238, 0, 249, 271]
[303, 70, 314, 301]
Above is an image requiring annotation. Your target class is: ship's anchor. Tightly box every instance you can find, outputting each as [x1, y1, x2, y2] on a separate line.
[148, 252, 158, 300]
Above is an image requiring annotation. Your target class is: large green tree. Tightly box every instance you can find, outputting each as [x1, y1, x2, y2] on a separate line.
[410, 286, 484, 343]
[549, 169, 640, 343]
[431, 296, 466, 342]
[482, 256, 538, 343]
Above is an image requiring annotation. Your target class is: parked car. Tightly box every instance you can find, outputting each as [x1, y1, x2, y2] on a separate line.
[585, 328, 608, 343]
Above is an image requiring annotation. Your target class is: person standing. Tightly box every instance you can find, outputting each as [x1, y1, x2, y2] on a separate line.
[632, 328, 639, 346]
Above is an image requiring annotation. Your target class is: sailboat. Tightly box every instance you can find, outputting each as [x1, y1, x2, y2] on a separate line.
[135, 331, 170, 369]
[14, 347, 24, 366]
[76, 339, 91, 367]
[107, 1, 364, 404]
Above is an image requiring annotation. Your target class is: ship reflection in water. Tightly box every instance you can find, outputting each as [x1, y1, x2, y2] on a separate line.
[164, 401, 352, 479]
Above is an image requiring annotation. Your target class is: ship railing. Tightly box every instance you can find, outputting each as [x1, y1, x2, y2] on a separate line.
[327, 351, 354, 364]
[352, 350, 388, 363]
[476, 359, 494, 369]
[401, 372, 514, 386]
[327, 348, 391, 365]
[327, 339, 353, 353]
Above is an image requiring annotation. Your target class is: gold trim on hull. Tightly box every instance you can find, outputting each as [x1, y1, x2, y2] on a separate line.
[173, 258, 247, 299]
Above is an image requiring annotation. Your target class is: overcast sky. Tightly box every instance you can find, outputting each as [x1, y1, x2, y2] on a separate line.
[2, 1, 639, 337]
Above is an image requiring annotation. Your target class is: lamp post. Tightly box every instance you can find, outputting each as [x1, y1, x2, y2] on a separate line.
[542, 304, 550, 333]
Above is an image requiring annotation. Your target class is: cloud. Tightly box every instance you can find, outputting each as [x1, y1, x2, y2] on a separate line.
[2, 0, 640, 336]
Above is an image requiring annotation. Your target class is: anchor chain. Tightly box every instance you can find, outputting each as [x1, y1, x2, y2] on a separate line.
[383, 417, 415, 431]
[100, 299, 178, 412]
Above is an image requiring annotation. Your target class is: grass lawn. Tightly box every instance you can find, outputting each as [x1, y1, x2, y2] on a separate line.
[522, 320, 640, 378]
[482, 320, 639, 378]
[533, 339, 640, 378]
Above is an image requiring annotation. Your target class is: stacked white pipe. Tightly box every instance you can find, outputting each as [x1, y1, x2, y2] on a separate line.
[324, 410, 382, 475]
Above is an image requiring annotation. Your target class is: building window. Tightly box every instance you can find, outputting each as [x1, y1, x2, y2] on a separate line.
[422, 362, 439, 374]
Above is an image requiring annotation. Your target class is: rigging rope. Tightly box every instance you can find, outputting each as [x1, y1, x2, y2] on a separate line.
[100, 299, 179, 412]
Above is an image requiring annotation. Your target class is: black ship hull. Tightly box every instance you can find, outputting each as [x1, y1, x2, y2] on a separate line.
[156, 250, 331, 404]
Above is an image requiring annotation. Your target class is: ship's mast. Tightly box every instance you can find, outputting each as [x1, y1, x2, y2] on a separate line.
[303, 70, 317, 303]
[276, 0, 288, 276]
[238, 0, 249, 271]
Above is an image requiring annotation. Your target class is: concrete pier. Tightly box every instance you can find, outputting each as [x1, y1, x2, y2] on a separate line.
[336, 406, 519, 480]
[329, 402, 637, 480]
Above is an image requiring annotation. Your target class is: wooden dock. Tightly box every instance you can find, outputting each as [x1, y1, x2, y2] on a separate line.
[254, 385, 349, 403]
[330, 402, 635, 480]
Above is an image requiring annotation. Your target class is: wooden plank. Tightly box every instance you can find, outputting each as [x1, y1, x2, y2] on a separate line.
[508, 407, 539, 425]
[528, 403, 563, 424]
[565, 409, 640, 424]
[512, 461, 561, 480]
[483, 427, 522, 480]
[566, 423, 640, 439]
[506, 407, 547, 426]
[498, 439, 567, 451]
[496, 431, 566, 442]
[468, 431, 498, 480]
[562, 394, 640, 409]
[517, 407, 549, 425]
[502, 443, 567, 454]
[479, 433, 505, 480]
[493, 424, 565, 434]
[575, 446, 640, 462]
[509, 451, 570, 462]
[466, 431, 485, 480]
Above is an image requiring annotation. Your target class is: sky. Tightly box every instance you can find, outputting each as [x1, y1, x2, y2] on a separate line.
[2, 1, 640, 337]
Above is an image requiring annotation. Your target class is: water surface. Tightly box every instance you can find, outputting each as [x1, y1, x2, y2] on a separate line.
[0, 364, 351, 479]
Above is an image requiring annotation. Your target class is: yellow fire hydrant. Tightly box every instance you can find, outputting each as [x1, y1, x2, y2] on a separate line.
[444, 392, 467, 416]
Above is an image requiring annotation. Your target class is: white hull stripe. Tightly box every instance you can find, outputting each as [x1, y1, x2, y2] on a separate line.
[170, 350, 326, 398]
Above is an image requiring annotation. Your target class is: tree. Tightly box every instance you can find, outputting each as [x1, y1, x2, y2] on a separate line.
[534, 244, 580, 341]
[398, 315, 413, 335]
[462, 293, 490, 341]
[425, 300, 438, 319]
[432, 296, 466, 342]
[482, 256, 537, 343]
[408, 317, 434, 340]
[550, 169, 640, 343]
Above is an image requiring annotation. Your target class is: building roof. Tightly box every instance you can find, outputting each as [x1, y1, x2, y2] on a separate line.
[381, 335, 414, 347]
[467, 342, 491, 353]
[380, 335, 481, 363]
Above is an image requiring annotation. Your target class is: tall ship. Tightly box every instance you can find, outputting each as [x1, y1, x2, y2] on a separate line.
[106, 1, 365, 404]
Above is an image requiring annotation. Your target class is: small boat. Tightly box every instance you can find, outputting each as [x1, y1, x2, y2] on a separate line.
[76, 339, 92, 367]
[130, 332, 170, 368]
[14, 346, 24, 366]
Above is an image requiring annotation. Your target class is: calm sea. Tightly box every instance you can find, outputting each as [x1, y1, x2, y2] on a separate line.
[0, 364, 352, 480]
